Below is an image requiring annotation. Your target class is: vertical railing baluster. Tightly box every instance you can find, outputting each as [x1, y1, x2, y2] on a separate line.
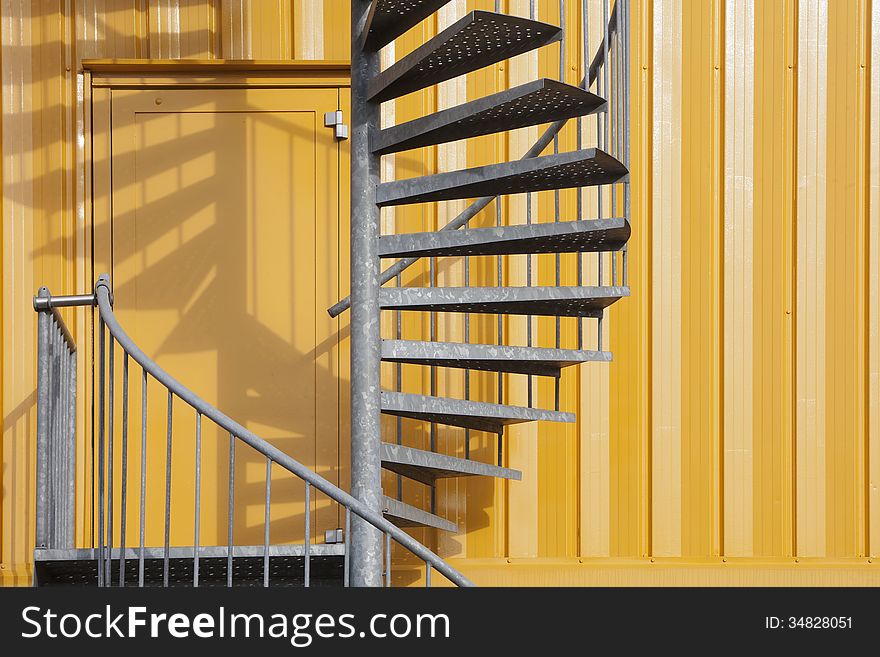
[343, 508, 351, 587]
[97, 317, 106, 587]
[48, 325, 57, 546]
[119, 353, 129, 587]
[194, 412, 201, 587]
[464, 246, 471, 460]
[67, 345, 77, 546]
[526, 0, 535, 411]
[138, 370, 147, 588]
[426, 561, 432, 588]
[163, 390, 173, 588]
[263, 457, 272, 588]
[385, 531, 391, 588]
[228, 433, 235, 587]
[396, 272, 403, 502]
[429, 254, 436, 515]
[304, 481, 311, 588]
[107, 336, 114, 585]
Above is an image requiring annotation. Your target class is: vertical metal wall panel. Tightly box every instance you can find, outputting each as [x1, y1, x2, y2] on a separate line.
[462, 0, 507, 561]
[752, 0, 796, 558]
[796, 0, 828, 558]
[723, 0, 754, 558]
[293, 0, 321, 59]
[505, 0, 541, 560]
[680, 0, 721, 559]
[870, 0, 880, 559]
[825, 0, 868, 558]
[650, 0, 683, 558]
[434, 0, 468, 559]
[219, 1, 253, 58]
[608, 0, 648, 559]
[1, 0, 37, 584]
[579, 0, 611, 559]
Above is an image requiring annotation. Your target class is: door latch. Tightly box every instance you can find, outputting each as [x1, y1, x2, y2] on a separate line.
[324, 110, 349, 140]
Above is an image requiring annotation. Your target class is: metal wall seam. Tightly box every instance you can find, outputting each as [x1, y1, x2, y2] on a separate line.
[870, 0, 880, 559]
[651, 0, 683, 558]
[723, 0, 755, 558]
[796, 0, 827, 558]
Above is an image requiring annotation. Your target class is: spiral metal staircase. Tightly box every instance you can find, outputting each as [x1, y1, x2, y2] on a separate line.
[31, 0, 629, 587]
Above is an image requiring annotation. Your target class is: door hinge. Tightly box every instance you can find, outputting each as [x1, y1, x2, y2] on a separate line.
[324, 528, 344, 544]
[324, 110, 349, 140]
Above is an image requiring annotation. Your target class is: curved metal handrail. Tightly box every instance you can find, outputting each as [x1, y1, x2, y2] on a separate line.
[94, 275, 473, 587]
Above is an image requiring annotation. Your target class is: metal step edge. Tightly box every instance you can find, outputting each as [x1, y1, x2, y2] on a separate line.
[383, 496, 457, 532]
[379, 285, 630, 318]
[360, 0, 454, 51]
[380, 390, 574, 433]
[367, 10, 562, 103]
[376, 148, 628, 207]
[381, 339, 611, 377]
[381, 441, 521, 484]
[372, 78, 606, 155]
[379, 217, 630, 258]
[34, 544, 345, 562]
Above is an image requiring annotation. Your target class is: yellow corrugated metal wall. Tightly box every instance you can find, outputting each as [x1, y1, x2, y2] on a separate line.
[2, 0, 879, 585]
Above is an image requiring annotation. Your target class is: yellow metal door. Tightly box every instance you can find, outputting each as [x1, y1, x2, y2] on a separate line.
[102, 86, 343, 550]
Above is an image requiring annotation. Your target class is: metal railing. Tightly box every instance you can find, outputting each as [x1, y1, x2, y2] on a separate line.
[34, 287, 85, 550]
[90, 275, 471, 587]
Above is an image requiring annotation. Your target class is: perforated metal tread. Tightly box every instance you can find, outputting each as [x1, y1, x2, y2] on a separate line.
[380, 390, 574, 433]
[376, 149, 627, 206]
[360, 0, 454, 51]
[381, 442, 521, 485]
[379, 285, 629, 318]
[368, 10, 562, 103]
[382, 339, 610, 376]
[33, 545, 345, 587]
[379, 218, 630, 258]
[373, 79, 606, 155]
[383, 496, 457, 532]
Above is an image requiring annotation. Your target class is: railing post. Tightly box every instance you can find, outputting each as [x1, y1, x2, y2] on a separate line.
[34, 287, 86, 558]
[35, 288, 51, 549]
[349, 0, 384, 587]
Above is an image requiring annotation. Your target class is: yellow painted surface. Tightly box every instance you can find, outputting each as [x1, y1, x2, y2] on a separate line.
[2, 0, 880, 586]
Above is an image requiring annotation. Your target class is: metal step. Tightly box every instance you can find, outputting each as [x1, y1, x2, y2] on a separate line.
[33, 545, 345, 587]
[380, 390, 574, 433]
[381, 441, 521, 484]
[376, 149, 627, 206]
[379, 218, 630, 258]
[381, 339, 611, 377]
[360, 0, 454, 51]
[379, 285, 629, 318]
[383, 496, 457, 532]
[372, 79, 606, 155]
[368, 10, 562, 102]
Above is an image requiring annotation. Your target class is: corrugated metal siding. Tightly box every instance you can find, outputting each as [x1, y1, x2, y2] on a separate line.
[2, 0, 880, 585]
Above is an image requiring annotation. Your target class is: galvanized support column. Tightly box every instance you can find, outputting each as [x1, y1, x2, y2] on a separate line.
[349, 0, 384, 587]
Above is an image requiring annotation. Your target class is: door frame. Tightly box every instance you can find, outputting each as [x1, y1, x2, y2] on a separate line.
[80, 61, 351, 548]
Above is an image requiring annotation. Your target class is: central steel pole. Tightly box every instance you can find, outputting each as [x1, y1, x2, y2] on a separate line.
[349, 0, 384, 587]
